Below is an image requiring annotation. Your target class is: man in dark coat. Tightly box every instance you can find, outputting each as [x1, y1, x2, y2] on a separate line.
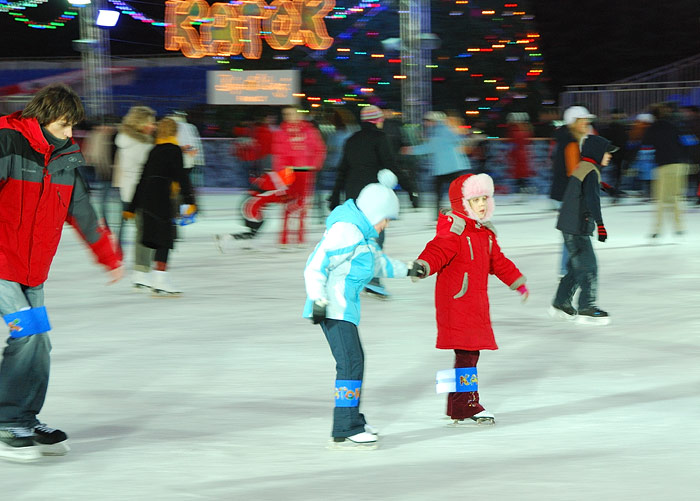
[328, 105, 398, 298]
[551, 134, 617, 326]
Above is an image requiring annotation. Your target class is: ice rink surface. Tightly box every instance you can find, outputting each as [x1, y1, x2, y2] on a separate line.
[2, 193, 699, 500]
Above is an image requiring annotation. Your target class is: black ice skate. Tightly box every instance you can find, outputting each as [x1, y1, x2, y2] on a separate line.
[0, 427, 41, 462]
[576, 307, 610, 325]
[328, 431, 378, 450]
[33, 424, 70, 456]
[549, 304, 578, 321]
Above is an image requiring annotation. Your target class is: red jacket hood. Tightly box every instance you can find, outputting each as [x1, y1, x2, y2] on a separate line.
[0, 111, 52, 157]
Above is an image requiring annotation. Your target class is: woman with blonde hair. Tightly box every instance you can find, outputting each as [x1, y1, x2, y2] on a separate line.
[125, 118, 196, 295]
[113, 106, 156, 288]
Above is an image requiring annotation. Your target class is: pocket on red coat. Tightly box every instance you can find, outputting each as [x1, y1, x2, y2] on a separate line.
[452, 272, 469, 299]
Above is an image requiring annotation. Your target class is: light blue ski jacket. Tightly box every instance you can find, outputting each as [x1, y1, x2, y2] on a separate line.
[411, 123, 471, 176]
[303, 200, 408, 325]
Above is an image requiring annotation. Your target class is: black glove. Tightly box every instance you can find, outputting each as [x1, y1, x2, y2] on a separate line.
[407, 261, 427, 281]
[597, 224, 607, 243]
[311, 299, 328, 324]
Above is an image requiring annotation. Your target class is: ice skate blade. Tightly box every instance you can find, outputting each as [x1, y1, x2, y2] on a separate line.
[327, 439, 378, 451]
[151, 290, 182, 298]
[0, 445, 41, 463]
[576, 315, 611, 326]
[548, 306, 577, 321]
[449, 417, 496, 427]
[132, 283, 152, 293]
[35, 441, 70, 456]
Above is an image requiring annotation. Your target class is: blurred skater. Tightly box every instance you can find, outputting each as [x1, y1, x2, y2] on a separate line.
[113, 106, 156, 287]
[124, 118, 196, 296]
[410, 173, 528, 426]
[272, 106, 326, 247]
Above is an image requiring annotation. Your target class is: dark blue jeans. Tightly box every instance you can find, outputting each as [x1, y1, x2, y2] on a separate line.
[320, 319, 367, 438]
[554, 233, 598, 310]
[0, 280, 51, 428]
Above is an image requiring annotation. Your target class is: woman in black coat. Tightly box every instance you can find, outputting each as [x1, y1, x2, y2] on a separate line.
[127, 118, 196, 294]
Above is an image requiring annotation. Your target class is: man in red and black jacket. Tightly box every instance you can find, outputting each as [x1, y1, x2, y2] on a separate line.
[0, 84, 122, 463]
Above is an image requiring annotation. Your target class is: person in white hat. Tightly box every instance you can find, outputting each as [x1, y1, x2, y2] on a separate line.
[550, 105, 596, 276]
[303, 176, 414, 449]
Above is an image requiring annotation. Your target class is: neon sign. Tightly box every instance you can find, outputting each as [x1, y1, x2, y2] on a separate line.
[165, 0, 335, 60]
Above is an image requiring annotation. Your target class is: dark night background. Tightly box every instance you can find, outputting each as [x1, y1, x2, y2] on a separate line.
[0, 0, 698, 96]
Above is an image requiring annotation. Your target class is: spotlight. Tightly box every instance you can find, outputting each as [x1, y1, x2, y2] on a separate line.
[96, 9, 120, 27]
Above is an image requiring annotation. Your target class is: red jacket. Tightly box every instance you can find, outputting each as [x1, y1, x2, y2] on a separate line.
[416, 211, 525, 351]
[0, 112, 121, 287]
[271, 121, 326, 172]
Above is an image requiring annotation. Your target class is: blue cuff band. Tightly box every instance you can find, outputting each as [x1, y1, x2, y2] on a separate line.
[335, 379, 361, 407]
[455, 367, 478, 392]
[436, 367, 478, 393]
[4, 306, 51, 338]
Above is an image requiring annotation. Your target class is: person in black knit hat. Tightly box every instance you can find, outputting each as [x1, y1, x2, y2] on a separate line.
[551, 134, 618, 325]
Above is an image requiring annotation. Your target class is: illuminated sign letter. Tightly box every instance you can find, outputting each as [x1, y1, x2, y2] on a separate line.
[263, 0, 302, 50]
[297, 0, 335, 50]
[201, 3, 242, 56]
[165, 0, 209, 58]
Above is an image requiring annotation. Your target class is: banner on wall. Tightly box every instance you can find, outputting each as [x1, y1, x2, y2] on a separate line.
[207, 70, 300, 105]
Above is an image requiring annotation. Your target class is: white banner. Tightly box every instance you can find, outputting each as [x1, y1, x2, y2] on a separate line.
[207, 70, 300, 106]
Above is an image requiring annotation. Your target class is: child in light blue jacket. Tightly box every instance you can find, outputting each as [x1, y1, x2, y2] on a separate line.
[303, 180, 414, 449]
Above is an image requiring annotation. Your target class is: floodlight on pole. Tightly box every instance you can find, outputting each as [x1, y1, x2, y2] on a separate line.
[67, 0, 91, 5]
[96, 9, 120, 27]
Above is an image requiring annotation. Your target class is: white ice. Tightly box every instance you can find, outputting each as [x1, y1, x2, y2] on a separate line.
[3, 193, 700, 500]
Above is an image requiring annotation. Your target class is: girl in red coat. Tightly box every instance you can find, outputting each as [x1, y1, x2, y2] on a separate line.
[411, 173, 528, 425]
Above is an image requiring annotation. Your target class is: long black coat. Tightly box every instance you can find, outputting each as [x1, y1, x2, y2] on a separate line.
[329, 122, 397, 207]
[129, 143, 195, 250]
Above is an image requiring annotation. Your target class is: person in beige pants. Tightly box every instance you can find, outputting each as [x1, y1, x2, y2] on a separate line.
[652, 163, 687, 235]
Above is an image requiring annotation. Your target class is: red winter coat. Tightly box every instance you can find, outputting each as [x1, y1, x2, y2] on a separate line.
[416, 210, 525, 351]
[271, 121, 326, 172]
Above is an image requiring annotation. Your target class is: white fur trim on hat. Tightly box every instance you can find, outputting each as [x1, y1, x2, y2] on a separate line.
[356, 183, 399, 225]
[462, 173, 495, 222]
[377, 169, 398, 189]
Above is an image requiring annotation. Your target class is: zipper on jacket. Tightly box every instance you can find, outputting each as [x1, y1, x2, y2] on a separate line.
[466, 236, 474, 260]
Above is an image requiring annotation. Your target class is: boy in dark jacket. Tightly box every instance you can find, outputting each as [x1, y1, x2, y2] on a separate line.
[0, 84, 123, 462]
[551, 135, 617, 325]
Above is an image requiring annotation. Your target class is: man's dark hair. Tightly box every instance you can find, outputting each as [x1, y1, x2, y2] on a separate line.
[22, 83, 85, 126]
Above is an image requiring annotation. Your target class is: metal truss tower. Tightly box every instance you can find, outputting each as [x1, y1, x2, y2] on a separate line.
[77, 0, 113, 121]
[399, 0, 431, 124]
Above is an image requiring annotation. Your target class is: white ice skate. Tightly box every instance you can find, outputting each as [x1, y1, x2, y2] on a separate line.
[449, 410, 496, 426]
[214, 232, 257, 253]
[150, 270, 182, 297]
[131, 270, 152, 292]
[328, 431, 378, 450]
[0, 428, 41, 463]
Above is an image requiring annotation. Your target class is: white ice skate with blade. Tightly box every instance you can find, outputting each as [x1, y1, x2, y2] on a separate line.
[0, 428, 41, 463]
[450, 410, 496, 426]
[150, 270, 182, 297]
[328, 431, 378, 450]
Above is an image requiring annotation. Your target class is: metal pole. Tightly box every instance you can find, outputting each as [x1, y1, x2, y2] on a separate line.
[79, 0, 112, 121]
[399, 0, 431, 125]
